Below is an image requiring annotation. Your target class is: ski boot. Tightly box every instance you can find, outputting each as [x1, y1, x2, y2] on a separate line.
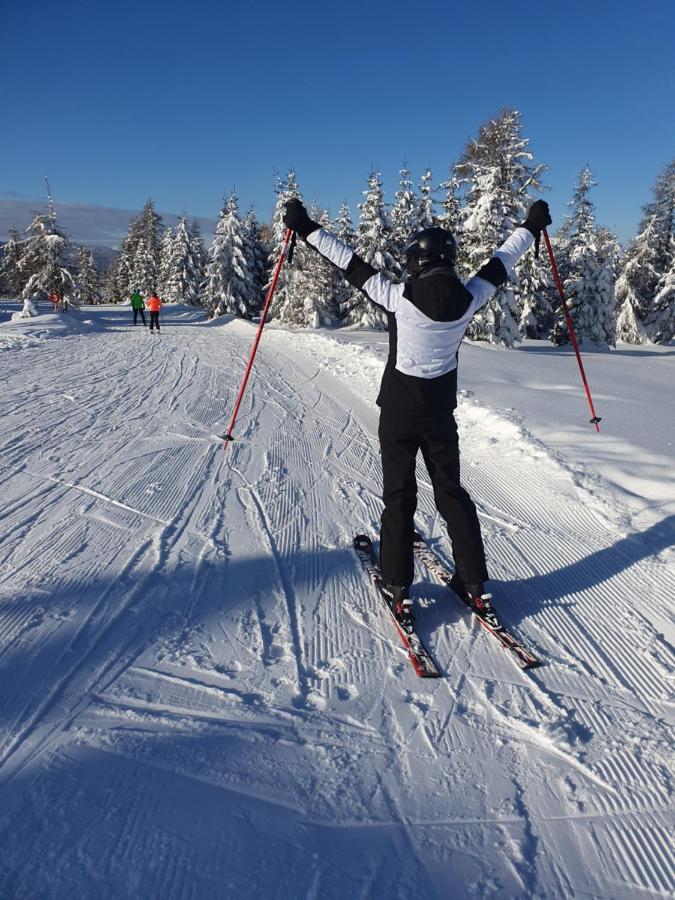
[380, 583, 413, 621]
[449, 574, 495, 616]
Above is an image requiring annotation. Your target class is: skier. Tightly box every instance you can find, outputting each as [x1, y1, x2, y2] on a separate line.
[147, 291, 162, 333]
[283, 197, 551, 617]
[131, 290, 146, 327]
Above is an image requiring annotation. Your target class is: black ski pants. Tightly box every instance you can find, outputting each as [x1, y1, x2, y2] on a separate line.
[133, 308, 146, 326]
[378, 410, 488, 588]
[149, 311, 160, 332]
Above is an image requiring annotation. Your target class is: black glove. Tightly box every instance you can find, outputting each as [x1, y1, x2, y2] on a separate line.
[283, 199, 320, 239]
[520, 200, 552, 237]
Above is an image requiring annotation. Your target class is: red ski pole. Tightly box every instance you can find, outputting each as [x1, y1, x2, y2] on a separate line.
[542, 228, 602, 432]
[223, 228, 294, 451]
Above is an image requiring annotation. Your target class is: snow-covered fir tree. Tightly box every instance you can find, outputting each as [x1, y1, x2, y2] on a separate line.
[157, 226, 175, 299]
[0, 226, 23, 297]
[268, 170, 302, 320]
[457, 108, 546, 346]
[139, 198, 162, 290]
[333, 201, 357, 320]
[77, 246, 100, 304]
[438, 166, 462, 235]
[203, 192, 258, 317]
[162, 217, 204, 306]
[419, 167, 435, 228]
[347, 170, 396, 329]
[516, 251, 556, 339]
[550, 166, 615, 347]
[112, 216, 142, 301]
[243, 207, 268, 311]
[626, 160, 675, 342]
[19, 211, 78, 303]
[390, 162, 420, 270]
[649, 255, 675, 342]
[289, 205, 340, 326]
[131, 237, 156, 297]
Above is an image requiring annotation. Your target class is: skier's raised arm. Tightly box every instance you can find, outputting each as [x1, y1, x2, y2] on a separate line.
[283, 199, 404, 313]
[464, 200, 552, 314]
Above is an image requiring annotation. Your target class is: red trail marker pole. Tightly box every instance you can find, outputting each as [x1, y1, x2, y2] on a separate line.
[223, 228, 293, 451]
[542, 228, 602, 432]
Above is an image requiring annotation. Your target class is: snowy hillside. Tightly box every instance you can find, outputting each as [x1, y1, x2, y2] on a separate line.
[0, 303, 673, 899]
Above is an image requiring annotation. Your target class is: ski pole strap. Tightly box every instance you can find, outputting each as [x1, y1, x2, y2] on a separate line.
[542, 228, 602, 432]
[534, 232, 541, 259]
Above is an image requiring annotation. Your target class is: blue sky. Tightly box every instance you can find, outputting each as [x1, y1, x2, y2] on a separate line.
[2, 0, 674, 245]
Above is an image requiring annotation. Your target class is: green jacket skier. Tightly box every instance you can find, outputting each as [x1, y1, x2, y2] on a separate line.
[130, 291, 147, 327]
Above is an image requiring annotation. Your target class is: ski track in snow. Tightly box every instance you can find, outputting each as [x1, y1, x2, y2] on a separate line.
[0, 306, 673, 899]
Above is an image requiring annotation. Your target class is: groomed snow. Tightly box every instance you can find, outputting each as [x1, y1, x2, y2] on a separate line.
[0, 302, 673, 899]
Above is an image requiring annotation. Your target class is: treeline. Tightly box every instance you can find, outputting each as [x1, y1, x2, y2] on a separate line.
[1, 107, 673, 345]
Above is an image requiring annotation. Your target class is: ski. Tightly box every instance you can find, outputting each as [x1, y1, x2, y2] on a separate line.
[413, 533, 541, 670]
[353, 535, 440, 678]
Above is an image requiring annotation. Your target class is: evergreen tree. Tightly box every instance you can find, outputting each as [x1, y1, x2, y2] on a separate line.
[419, 167, 435, 228]
[243, 207, 268, 312]
[390, 162, 420, 270]
[438, 166, 462, 235]
[77, 246, 100, 304]
[333, 201, 357, 320]
[158, 226, 175, 299]
[204, 192, 258, 317]
[636, 160, 675, 341]
[131, 237, 156, 297]
[139, 198, 162, 289]
[457, 108, 546, 346]
[268, 170, 302, 319]
[516, 251, 556, 339]
[550, 166, 615, 347]
[650, 256, 675, 342]
[0, 226, 24, 297]
[113, 216, 142, 301]
[20, 211, 78, 303]
[290, 205, 339, 326]
[163, 217, 204, 306]
[347, 170, 396, 329]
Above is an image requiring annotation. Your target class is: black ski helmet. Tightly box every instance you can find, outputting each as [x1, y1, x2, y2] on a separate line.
[405, 226, 458, 276]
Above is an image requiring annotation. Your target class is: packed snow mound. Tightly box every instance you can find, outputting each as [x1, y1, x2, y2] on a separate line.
[10, 297, 39, 319]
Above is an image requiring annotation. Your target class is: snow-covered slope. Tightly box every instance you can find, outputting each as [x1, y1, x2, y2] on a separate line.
[0, 305, 673, 899]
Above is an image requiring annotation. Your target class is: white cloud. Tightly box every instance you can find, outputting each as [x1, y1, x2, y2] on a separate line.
[0, 198, 217, 249]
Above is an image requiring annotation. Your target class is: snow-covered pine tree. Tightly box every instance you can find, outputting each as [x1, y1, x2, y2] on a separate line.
[289, 204, 339, 326]
[203, 192, 258, 317]
[20, 210, 78, 304]
[113, 216, 142, 301]
[157, 226, 175, 300]
[243, 207, 268, 312]
[457, 108, 546, 346]
[0, 226, 24, 297]
[139, 198, 162, 290]
[550, 166, 615, 347]
[347, 170, 396, 329]
[438, 166, 462, 235]
[637, 160, 675, 342]
[390, 162, 420, 271]
[517, 251, 556, 339]
[333, 201, 357, 320]
[268, 170, 301, 320]
[77, 246, 100, 304]
[419, 167, 435, 228]
[649, 255, 675, 342]
[163, 217, 204, 306]
[131, 237, 156, 298]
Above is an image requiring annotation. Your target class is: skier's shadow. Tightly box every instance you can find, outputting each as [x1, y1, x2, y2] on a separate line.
[422, 514, 675, 626]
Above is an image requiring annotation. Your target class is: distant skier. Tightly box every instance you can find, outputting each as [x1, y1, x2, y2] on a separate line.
[131, 290, 147, 327]
[147, 291, 162, 333]
[283, 197, 551, 617]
